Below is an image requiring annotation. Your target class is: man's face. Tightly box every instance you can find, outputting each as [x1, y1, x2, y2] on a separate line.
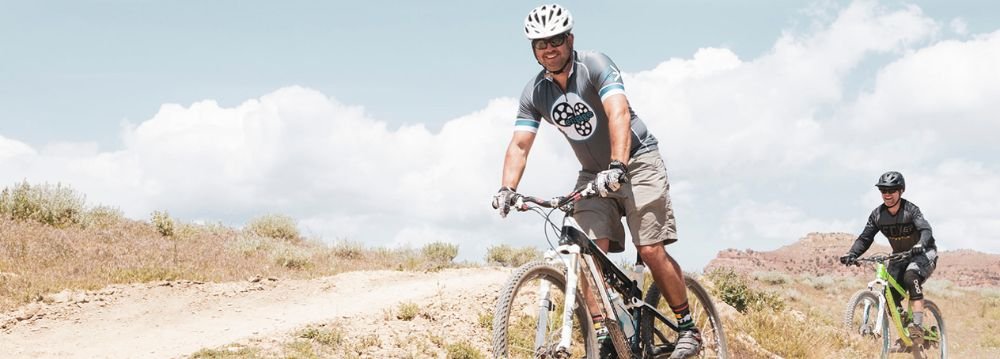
[879, 187, 902, 207]
[532, 32, 573, 72]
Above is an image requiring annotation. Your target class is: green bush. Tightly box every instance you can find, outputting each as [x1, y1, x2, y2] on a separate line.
[422, 241, 458, 263]
[299, 326, 344, 347]
[82, 205, 125, 229]
[151, 210, 175, 237]
[705, 268, 784, 313]
[486, 244, 541, 267]
[445, 341, 485, 359]
[0, 180, 85, 227]
[245, 214, 300, 241]
[271, 245, 312, 270]
[397, 301, 420, 321]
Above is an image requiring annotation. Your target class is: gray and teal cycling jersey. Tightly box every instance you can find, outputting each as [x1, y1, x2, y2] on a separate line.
[515, 50, 658, 173]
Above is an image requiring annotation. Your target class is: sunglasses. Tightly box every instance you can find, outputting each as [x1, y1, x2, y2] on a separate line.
[878, 188, 901, 194]
[532, 33, 569, 50]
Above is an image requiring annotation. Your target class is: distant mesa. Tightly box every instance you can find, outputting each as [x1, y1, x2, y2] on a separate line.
[704, 232, 1000, 288]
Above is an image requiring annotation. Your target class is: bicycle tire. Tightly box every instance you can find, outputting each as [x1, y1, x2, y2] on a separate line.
[842, 289, 889, 358]
[638, 274, 729, 358]
[917, 299, 947, 358]
[492, 260, 596, 358]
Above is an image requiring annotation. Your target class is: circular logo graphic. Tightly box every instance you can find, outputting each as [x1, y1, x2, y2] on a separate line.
[550, 93, 596, 141]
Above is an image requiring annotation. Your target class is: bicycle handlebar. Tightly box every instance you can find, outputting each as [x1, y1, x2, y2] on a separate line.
[848, 251, 912, 266]
[513, 182, 600, 212]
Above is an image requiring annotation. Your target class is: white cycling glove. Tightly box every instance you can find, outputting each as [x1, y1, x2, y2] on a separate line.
[595, 160, 629, 197]
[491, 186, 520, 218]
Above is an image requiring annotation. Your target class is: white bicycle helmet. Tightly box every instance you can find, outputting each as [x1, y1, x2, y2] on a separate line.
[523, 4, 573, 39]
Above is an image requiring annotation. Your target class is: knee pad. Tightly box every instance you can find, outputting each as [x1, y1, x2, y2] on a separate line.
[903, 270, 924, 300]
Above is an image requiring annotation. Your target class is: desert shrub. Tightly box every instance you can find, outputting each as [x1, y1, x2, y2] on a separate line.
[333, 240, 366, 259]
[486, 244, 541, 267]
[478, 311, 493, 329]
[299, 325, 344, 347]
[445, 340, 485, 359]
[81, 205, 125, 229]
[705, 268, 784, 313]
[227, 235, 273, 257]
[397, 301, 420, 321]
[151, 210, 175, 237]
[800, 274, 836, 290]
[189, 346, 260, 358]
[245, 214, 300, 242]
[0, 181, 85, 227]
[753, 271, 790, 285]
[422, 241, 459, 263]
[271, 245, 312, 270]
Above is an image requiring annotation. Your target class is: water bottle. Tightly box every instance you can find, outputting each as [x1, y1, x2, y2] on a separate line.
[609, 291, 636, 339]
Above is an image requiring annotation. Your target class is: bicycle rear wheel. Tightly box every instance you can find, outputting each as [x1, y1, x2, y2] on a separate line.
[639, 274, 729, 358]
[492, 260, 596, 358]
[842, 289, 890, 358]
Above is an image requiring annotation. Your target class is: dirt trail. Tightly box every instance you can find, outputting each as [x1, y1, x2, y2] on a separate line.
[0, 267, 510, 358]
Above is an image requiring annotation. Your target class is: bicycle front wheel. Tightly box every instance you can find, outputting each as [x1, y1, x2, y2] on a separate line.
[842, 289, 889, 358]
[639, 274, 729, 358]
[492, 260, 596, 358]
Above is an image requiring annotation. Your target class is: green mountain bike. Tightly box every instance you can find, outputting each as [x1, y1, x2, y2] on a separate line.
[842, 252, 946, 358]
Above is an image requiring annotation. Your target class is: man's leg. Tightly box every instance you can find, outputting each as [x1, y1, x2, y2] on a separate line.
[639, 242, 701, 359]
[903, 269, 926, 346]
[638, 243, 690, 328]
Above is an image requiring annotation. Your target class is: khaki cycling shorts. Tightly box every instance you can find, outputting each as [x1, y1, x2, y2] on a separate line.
[573, 150, 678, 253]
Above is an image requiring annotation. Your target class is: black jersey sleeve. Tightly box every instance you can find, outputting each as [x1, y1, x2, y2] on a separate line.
[849, 208, 880, 256]
[908, 203, 935, 248]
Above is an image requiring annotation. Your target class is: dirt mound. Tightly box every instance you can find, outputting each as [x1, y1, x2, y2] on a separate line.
[705, 232, 1000, 287]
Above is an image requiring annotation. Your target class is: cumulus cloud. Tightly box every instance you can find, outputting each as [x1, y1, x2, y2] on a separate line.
[1, 0, 997, 268]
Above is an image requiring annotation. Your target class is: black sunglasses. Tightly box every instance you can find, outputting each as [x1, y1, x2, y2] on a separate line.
[878, 188, 901, 194]
[532, 33, 569, 50]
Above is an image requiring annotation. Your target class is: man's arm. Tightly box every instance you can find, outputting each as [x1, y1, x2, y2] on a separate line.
[849, 210, 880, 256]
[603, 94, 632, 164]
[910, 205, 934, 248]
[501, 131, 537, 190]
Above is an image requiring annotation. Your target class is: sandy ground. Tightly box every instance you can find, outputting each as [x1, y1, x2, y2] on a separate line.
[0, 267, 510, 359]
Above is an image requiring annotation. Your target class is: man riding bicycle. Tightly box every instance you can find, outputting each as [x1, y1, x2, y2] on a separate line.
[840, 171, 938, 346]
[491, 4, 701, 358]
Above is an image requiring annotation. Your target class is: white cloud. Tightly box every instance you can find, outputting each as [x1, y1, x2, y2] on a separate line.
[0, 135, 36, 160]
[1, 0, 998, 269]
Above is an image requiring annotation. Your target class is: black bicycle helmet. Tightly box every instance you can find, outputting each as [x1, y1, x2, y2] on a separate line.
[875, 171, 905, 189]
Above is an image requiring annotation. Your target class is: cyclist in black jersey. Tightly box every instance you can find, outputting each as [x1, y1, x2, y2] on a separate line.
[840, 171, 938, 346]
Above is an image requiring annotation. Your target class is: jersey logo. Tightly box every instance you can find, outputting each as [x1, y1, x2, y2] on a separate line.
[550, 93, 596, 140]
[609, 65, 621, 81]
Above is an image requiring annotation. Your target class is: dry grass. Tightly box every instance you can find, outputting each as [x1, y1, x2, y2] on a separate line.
[0, 207, 468, 312]
[709, 271, 1000, 358]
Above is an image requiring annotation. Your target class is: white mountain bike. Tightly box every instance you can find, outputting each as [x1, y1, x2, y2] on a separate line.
[491, 182, 728, 358]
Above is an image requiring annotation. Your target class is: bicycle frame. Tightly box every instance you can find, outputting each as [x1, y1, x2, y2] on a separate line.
[864, 259, 913, 346]
[538, 213, 674, 355]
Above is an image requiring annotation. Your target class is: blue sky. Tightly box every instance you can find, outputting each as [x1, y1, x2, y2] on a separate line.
[2, 0, 999, 269]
